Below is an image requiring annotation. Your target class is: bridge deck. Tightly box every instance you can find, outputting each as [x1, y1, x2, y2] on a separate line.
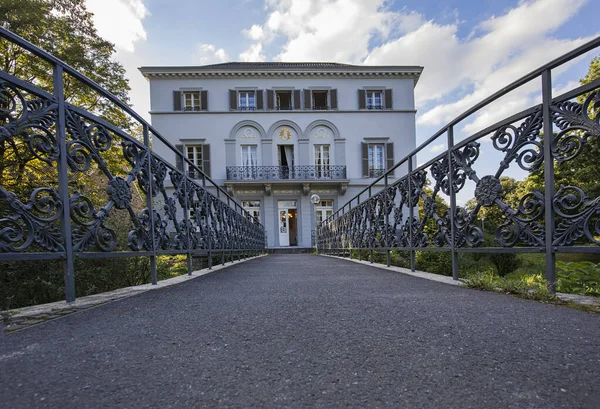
[1, 254, 599, 408]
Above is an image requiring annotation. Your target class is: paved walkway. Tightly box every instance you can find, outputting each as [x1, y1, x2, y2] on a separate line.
[1, 255, 599, 408]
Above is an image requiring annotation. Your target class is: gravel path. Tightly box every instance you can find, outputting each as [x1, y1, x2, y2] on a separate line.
[1, 254, 598, 408]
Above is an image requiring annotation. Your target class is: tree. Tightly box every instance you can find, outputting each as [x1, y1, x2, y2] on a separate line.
[525, 55, 600, 199]
[0, 0, 139, 198]
[0, 0, 132, 126]
[0, 0, 149, 309]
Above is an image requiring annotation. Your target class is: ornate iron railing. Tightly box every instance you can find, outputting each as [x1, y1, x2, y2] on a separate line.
[226, 165, 347, 181]
[0, 28, 266, 303]
[318, 36, 600, 291]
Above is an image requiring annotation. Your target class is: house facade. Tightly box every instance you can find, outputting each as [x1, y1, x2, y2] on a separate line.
[139, 62, 422, 248]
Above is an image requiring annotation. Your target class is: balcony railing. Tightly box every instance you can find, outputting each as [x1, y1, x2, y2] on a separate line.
[226, 165, 347, 181]
[368, 168, 386, 178]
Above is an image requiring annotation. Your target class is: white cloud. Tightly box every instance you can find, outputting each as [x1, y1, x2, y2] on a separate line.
[243, 24, 266, 41]
[198, 44, 229, 65]
[247, 0, 400, 63]
[240, 43, 266, 62]
[430, 143, 446, 153]
[86, 0, 149, 52]
[366, 0, 591, 125]
[243, 0, 594, 137]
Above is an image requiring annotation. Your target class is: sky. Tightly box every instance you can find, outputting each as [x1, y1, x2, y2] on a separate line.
[84, 0, 599, 203]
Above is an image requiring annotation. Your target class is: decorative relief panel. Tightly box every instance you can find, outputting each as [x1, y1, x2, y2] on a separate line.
[240, 127, 257, 139]
[273, 189, 302, 195]
[235, 189, 263, 196]
[312, 127, 329, 139]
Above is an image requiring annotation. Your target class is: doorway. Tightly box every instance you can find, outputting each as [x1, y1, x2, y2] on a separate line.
[278, 200, 298, 246]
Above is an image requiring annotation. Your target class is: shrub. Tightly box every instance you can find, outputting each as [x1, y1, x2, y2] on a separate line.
[463, 271, 553, 301]
[415, 251, 453, 276]
[462, 270, 500, 291]
[390, 250, 411, 268]
[557, 261, 600, 297]
[488, 253, 521, 277]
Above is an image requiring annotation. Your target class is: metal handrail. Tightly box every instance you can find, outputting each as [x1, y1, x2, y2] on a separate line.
[0, 27, 266, 304]
[318, 35, 600, 292]
[0, 26, 250, 222]
[327, 35, 600, 222]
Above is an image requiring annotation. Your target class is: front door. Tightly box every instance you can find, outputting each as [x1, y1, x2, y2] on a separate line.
[278, 200, 297, 246]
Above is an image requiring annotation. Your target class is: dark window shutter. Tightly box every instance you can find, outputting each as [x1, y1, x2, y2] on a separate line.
[201, 90, 208, 111]
[266, 89, 274, 110]
[361, 142, 369, 177]
[330, 89, 337, 110]
[386, 142, 394, 176]
[304, 89, 311, 110]
[173, 91, 182, 111]
[358, 90, 366, 109]
[176, 144, 184, 172]
[293, 90, 301, 110]
[229, 89, 237, 110]
[256, 90, 264, 110]
[385, 89, 393, 109]
[202, 144, 211, 177]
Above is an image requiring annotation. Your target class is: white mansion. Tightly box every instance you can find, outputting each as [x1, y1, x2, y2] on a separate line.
[139, 62, 422, 248]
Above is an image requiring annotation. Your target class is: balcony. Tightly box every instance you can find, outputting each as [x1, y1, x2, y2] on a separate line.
[226, 165, 347, 181]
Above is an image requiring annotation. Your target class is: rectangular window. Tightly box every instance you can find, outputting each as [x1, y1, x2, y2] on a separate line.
[186, 145, 203, 178]
[241, 145, 258, 179]
[242, 200, 261, 223]
[183, 91, 201, 111]
[314, 144, 331, 179]
[239, 91, 256, 111]
[275, 90, 293, 110]
[366, 91, 383, 110]
[368, 144, 385, 177]
[312, 90, 329, 110]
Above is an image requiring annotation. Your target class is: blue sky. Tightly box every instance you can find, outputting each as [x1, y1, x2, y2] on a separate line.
[86, 0, 599, 203]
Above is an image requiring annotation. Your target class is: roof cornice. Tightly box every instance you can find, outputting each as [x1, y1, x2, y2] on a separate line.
[138, 66, 424, 84]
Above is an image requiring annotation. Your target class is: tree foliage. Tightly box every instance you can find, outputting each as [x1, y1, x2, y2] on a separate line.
[0, 0, 140, 199]
[0, 0, 132, 128]
[0, 0, 151, 309]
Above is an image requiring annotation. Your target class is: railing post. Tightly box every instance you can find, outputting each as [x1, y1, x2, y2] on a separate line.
[348, 200, 353, 260]
[542, 69, 556, 292]
[447, 127, 459, 281]
[385, 174, 391, 267]
[183, 171, 192, 276]
[53, 65, 76, 303]
[143, 124, 157, 285]
[207, 200, 213, 270]
[408, 157, 415, 272]
[369, 186, 373, 263]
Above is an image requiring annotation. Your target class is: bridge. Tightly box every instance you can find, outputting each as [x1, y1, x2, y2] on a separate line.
[1, 26, 600, 408]
[2, 254, 599, 408]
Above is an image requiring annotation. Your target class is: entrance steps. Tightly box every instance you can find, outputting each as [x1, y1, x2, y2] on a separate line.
[267, 247, 315, 254]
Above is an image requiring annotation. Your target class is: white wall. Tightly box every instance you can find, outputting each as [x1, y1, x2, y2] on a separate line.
[146, 74, 418, 248]
[149, 77, 415, 112]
